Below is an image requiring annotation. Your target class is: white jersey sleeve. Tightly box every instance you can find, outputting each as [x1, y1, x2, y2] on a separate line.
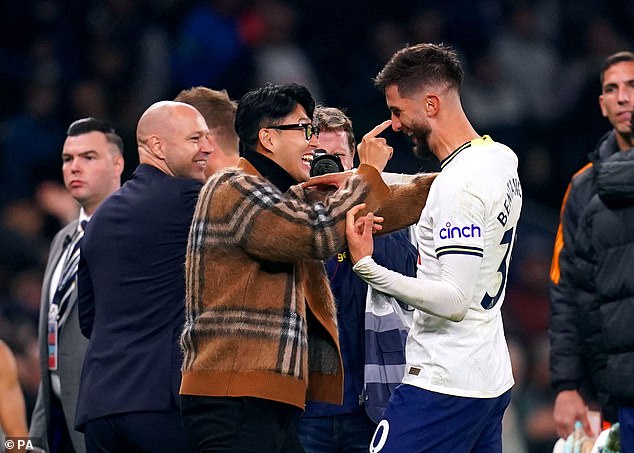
[353, 252, 480, 321]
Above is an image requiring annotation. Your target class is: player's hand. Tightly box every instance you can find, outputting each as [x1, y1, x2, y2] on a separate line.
[300, 171, 355, 191]
[346, 203, 382, 263]
[553, 390, 593, 438]
[358, 120, 393, 173]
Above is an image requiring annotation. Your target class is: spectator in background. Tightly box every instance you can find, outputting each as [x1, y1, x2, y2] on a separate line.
[0, 79, 64, 203]
[549, 50, 634, 439]
[171, 0, 246, 92]
[29, 117, 124, 453]
[174, 86, 240, 177]
[491, 2, 561, 125]
[297, 106, 417, 452]
[85, 0, 171, 126]
[75, 101, 211, 452]
[248, 0, 323, 100]
[0, 340, 28, 440]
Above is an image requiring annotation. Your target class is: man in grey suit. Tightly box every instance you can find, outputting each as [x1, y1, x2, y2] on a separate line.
[30, 118, 124, 453]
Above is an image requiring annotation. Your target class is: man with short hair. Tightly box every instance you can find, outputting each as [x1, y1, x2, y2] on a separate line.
[550, 50, 634, 441]
[30, 117, 124, 453]
[174, 86, 239, 176]
[75, 101, 212, 452]
[179, 83, 435, 452]
[346, 43, 522, 452]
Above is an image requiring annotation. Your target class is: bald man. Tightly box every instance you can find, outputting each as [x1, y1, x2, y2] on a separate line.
[75, 101, 211, 452]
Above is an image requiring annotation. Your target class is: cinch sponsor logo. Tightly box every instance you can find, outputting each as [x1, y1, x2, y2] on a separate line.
[439, 222, 482, 239]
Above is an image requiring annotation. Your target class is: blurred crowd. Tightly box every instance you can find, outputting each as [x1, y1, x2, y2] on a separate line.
[1, 0, 632, 451]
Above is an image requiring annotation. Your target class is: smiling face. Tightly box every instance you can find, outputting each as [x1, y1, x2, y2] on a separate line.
[263, 104, 319, 182]
[161, 106, 213, 182]
[385, 84, 434, 159]
[599, 60, 634, 148]
[62, 131, 123, 214]
[317, 129, 354, 171]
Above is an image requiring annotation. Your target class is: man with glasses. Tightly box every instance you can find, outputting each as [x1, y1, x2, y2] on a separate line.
[179, 83, 435, 452]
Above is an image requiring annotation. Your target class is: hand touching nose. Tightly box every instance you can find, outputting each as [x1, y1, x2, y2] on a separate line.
[357, 120, 393, 172]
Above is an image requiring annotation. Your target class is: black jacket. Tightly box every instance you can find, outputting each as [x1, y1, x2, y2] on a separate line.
[572, 147, 634, 410]
[549, 131, 619, 395]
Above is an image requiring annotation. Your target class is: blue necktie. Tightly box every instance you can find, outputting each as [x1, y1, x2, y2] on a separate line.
[51, 220, 87, 327]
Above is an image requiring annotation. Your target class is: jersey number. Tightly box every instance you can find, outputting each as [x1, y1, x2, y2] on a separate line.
[480, 227, 514, 310]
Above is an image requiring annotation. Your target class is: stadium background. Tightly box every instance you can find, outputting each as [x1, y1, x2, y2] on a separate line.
[1, 1, 633, 451]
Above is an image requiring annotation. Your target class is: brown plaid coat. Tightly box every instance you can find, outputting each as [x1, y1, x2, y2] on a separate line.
[180, 158, 433, 409]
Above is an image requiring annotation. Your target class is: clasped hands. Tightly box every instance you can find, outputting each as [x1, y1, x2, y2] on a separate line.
[345, 203, 383, 264]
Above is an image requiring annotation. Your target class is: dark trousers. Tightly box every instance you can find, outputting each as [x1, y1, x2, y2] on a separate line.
[83, 410, 189, 453]
[180, 395, 304, 453]
[297, 411, 376, 453]
[49, 394, 76, 453]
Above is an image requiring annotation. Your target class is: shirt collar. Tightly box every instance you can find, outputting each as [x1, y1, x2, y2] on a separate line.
[78, 208, 91, 232]
[440, 135, 492, 170]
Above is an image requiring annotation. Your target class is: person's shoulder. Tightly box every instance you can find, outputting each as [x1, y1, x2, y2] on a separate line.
[55, 219, 78, 237]
[213, 167, 283, 192]
[444, 141, 512, 183]
[48, 219, 78, 247]
[570, 162, 595, 187]
[451, 138, 515, 169]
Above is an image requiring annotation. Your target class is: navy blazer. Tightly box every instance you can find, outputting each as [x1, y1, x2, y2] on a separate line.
[75, 164, 201, 430]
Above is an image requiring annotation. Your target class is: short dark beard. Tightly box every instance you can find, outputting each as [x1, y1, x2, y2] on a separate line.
[410, 122, 433, 160]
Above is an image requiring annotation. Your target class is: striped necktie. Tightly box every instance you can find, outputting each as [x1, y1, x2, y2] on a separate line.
[52, 220, 87, 327]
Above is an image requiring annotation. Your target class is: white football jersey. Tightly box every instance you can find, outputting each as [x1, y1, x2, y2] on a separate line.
[403, 135, 522, 398]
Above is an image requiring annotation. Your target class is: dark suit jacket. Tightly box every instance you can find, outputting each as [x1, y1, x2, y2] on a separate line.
[75, 164, 201, 430]
[30, 219, 88, 453]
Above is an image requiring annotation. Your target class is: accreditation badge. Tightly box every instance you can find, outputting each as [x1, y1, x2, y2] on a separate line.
[48, 303, 59, 370]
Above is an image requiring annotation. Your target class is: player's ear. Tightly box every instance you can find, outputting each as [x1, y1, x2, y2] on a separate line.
[425, 95, 439, 116]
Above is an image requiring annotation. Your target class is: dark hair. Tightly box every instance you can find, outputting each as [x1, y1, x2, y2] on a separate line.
[175, 86, 239, 153]
[600, 51, 634, 86]
[314, 105, 356, 156]
[374, 43, 464, 96]
[234, 83, 315, 152]
[66, 117, 124, 155]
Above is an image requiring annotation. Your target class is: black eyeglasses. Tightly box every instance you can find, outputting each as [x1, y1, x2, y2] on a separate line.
[265, 123, 320, 141]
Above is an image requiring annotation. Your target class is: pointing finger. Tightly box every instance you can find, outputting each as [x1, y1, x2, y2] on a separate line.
[363, 120, 392, 140]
